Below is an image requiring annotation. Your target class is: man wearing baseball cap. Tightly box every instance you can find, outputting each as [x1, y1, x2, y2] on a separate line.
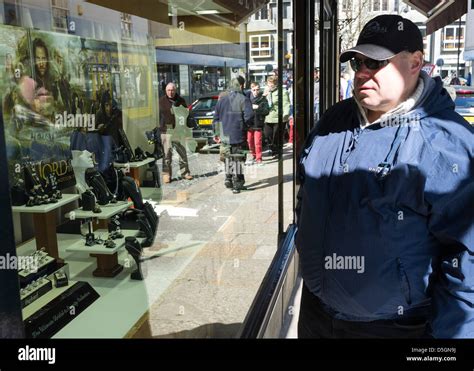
[296, 15, 474, 338]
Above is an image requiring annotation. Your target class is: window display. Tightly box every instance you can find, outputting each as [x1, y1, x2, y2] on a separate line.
[2, 0, 286, 340]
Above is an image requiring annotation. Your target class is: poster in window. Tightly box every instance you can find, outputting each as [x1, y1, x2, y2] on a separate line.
[1, 27, 88, 189]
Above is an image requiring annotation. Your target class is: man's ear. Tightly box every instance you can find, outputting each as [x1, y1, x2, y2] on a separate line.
[411, 51, 424, 72]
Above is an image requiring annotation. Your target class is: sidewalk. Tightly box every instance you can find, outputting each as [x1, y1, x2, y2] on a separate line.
[139, 146, 295, 338]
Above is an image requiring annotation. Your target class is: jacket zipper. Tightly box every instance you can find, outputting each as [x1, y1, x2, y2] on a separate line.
[320, 128, 363, 294]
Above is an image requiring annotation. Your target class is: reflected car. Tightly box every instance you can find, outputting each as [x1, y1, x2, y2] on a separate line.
[453, 86, 474, 125]
[188, 93, 220, 147]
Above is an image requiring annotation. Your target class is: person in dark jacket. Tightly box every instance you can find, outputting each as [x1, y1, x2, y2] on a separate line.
[246, 82, 269, 165]
[296, 15, 474, 339]
[159, 82, 193, 183]
[213, 77, 254, 193]
[91, 91, 122, 172]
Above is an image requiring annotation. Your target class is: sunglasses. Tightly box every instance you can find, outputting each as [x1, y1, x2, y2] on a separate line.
[350, 57, 390, 72]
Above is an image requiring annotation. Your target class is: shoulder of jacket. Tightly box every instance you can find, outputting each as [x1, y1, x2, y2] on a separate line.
[316, 99, 356, 134]
[419, 111, 474, 149]
[322, 98, 354, 119]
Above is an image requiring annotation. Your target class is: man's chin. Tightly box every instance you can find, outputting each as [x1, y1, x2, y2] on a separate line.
[358, 97, 380, 111]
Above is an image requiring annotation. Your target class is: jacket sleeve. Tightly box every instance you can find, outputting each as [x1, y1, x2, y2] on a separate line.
[177, 95, 188, 108]
[258, 97, 270, 116]
[282, 90, 291, 121]
[424, 121, 474, 338]
[243, 96, 254, 126]
[212, 100, 221, 135]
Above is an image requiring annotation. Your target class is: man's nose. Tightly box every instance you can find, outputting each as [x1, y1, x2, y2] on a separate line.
[355, 64, 372, 80]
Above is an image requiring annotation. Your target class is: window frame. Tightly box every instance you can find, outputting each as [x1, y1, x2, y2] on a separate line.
[250, 34, 273, 58]
[371, 0, 389, 12]
[50, 0, 69, 32]
[442, 24, 465, 51]
[120, 12, 133, 40]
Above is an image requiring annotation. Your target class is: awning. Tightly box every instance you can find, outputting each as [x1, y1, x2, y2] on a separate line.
[403, 0, 468, 34]
[87, 0, 269, 42]
[87, 0, 269, 27]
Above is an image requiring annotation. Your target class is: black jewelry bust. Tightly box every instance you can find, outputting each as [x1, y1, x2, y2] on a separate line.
[125, 237, 144, 280]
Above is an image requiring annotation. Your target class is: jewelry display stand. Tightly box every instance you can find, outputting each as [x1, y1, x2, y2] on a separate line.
[65, 201, 132, 277]
[12, 194, 80, 263]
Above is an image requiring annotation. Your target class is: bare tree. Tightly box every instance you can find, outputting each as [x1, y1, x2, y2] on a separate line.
[338, 0, 373, 51]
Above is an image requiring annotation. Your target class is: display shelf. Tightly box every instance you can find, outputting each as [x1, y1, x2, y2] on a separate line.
[65, 229, 140, 255]
[65, 200, 132, 220]
[12, 193, 80, 263]
[12, 193, 80, 214]
[140, 187, 162, 202]
[65, 229, 144, 278]
[22, 280, 75, 320]
[16, 233, 206, 338]
[113, 157, 155, 168]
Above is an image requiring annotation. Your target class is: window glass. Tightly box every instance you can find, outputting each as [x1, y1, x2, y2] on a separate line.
[1, 0, 288, 339]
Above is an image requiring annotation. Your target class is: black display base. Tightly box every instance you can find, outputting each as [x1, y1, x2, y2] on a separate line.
[24, 281, 100, 339]
[21, 279, 53, 308]
[56, 219, 83, 235]
[19, 260, 60, 288]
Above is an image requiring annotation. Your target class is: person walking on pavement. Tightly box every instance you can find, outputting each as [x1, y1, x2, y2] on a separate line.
[159, 82, 193, 183]
[213, 77, 254, 194]
[296, 15, 474, 338]
[246, 82, 269, 165]
[314, 68, 320, 123]
[263, 75, 290, 159]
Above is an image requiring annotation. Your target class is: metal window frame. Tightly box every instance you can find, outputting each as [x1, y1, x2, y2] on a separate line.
[0, 93, 24, 339]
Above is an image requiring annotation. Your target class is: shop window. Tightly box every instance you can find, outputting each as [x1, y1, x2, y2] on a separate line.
[250, 34, 273, 58]
[51, 0, 69, 32]
[0, 0, 287, 341]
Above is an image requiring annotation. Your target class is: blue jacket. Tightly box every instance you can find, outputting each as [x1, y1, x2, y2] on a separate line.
[213, 90, 254, 145]
[296, 73, 474, 338]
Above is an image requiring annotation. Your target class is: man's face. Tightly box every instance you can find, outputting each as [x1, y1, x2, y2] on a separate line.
[353, 52, 413, 113]
[35, 46, 48, 77]
[314, 70, 319, 80]
[251, 85, 260, 97]
[166, 85, 176, 99]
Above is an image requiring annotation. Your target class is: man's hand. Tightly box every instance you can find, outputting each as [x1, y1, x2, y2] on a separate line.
[213, 136, 221, 144]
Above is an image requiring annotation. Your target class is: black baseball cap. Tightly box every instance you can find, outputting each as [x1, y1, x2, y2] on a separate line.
[340, 15, 423, 63]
